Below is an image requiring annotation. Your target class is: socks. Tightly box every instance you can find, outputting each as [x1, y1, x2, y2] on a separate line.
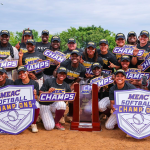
[55, 109, 65, 124]
[33, 108, 40, 124]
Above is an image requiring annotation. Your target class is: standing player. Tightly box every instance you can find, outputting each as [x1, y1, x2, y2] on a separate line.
[105, 69, 136, 129]
[81, 42, 103, 81]
[43, 36, 61, 81]
[98, 39, 120, 72]
[15, 29, 33, 53]
[14, 66, 40, 133]
[63, 38, 83, 59]
[127, 31, 138, 46]
[40, 67, 71, 130]
[131, 30, 150, 70]
[0, 30, 19, 79]
[18, 39, 45, 88]
[36, 30, 51, 53]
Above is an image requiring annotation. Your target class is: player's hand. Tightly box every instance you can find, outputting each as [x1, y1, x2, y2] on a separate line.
[129, 79, 136, 85]
[70, 82, 77, 91]
[80, 56, 84, 64]
[19, 49, 24, 58]
[15, 41, 20, 50]
[108, 61, 115, 69]
[85, 73, 92, 78]
[55, 62, 60, 71]
[53, 60, 59, 66]
[48, 88, 55, 93]
[28, 72, 37, 80]
[121, 53, 125, 56]
[37, 59, 43, 62]
[137, 65, 143, 71]
[111, 74, 115, 80]
[110, 104, 116, 112]
[133, 46, 139, 56]
[33, 89, 37, 95]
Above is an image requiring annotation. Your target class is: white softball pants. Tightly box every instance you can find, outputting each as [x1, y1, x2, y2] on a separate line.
[40, 101, 66, 130]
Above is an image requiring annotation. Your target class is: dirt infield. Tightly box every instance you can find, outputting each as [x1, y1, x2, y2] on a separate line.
[1, 118, 150, 150]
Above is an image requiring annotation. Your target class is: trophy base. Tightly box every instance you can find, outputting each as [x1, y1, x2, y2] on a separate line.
[70, 121, 101, 131]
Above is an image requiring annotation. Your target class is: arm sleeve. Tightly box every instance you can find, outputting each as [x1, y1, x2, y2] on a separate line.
[13, 47, 19, 60]
[60, 60, 67, 67]
[79, 65, 86, 78]
[66, 84, 71, 92]
[109, 86, 114, 100]
[40, 79, 50, 91]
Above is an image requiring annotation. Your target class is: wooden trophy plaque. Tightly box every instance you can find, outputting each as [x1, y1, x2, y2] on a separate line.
[70, 83, 101, 131]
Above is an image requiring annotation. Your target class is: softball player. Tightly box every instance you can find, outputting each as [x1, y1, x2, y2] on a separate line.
[39, 67, 71, 130]
[105, 69, 136, 129]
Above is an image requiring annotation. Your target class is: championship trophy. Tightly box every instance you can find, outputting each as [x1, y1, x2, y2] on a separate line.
[70, 83, 101, 131]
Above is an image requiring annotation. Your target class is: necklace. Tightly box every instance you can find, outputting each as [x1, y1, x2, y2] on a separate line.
[71, 64, 78, 72]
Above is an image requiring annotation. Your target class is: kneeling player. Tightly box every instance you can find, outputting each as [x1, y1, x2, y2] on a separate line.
[14, 66, 40, 133]
[40, 67, 71, 131]
[88, 63, 112, 118]
[105, 69, 136, 129]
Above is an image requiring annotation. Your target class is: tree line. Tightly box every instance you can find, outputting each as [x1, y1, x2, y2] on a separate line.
[9, 25, 116, 51]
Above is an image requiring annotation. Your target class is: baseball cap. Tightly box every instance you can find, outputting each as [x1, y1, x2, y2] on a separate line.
[87, 42, 96, 48]
[68, 38, 76, 44]
[51, 36, 60, 42]
[121, 55, 130, 62]
[23, 29, 32, 36]
[127, 31, 137, 38]
[71, 50, 81, 56]
[17, 66, 27, 73]
[99, 39, 108, 45]
[56, 67, 67, 74]
[0, 30, 10, 36]
[140, 30, 149, 37]
[115, 33, 125, 40]
[42, 30, 49, 35]
[26, 39, 36, 45]
[115, 69, 126, 77]
[91, 63, 102, 70]
[0, 67, 7, 74]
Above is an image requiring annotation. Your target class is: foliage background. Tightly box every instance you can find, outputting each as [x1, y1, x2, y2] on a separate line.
[9, 25, 116, 51]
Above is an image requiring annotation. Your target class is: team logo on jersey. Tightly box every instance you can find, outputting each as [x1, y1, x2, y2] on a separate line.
[0, 85, 36, 134]
[102, 58, 108, 65]
[114, 89, 150, 139]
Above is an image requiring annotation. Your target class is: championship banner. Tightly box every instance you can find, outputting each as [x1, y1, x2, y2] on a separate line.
[113, 45, 145, 57]
[0, 60, 18, 68]
[114, 89, 150, 139]
[43, 49, 66, 63]
[140, 58, 150, 71]
[90, 75, 114, 87]
[25, 60, 50, 72]
[0, 85, 36, 134]
[39, 89, 76, 102]
[85, 67, 93, 75]
[102, 69, 112, 75]
[126, 72, 150, 80]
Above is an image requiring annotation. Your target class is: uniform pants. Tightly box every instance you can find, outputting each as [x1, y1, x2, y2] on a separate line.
[98, 97, 110, 112]
[105, 114, 117, 129]
[40, 102, 66, 130]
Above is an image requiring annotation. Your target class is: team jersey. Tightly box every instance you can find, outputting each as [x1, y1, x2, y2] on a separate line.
[60, 59, 86, 84]
[22, 51, 46, 79]
[19, 43, 28, 53]
[0, 44, 19, 78]
[109, 82, 136, 101]
[40, 78, 71, 105]
[0, 79, 14, 88]
[14, 79, 39, 95]
[97, 50, 119, 72]
[82, 54, 103, 68]
[63, 48, 83, 59]
[35, 42, 51, 53]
